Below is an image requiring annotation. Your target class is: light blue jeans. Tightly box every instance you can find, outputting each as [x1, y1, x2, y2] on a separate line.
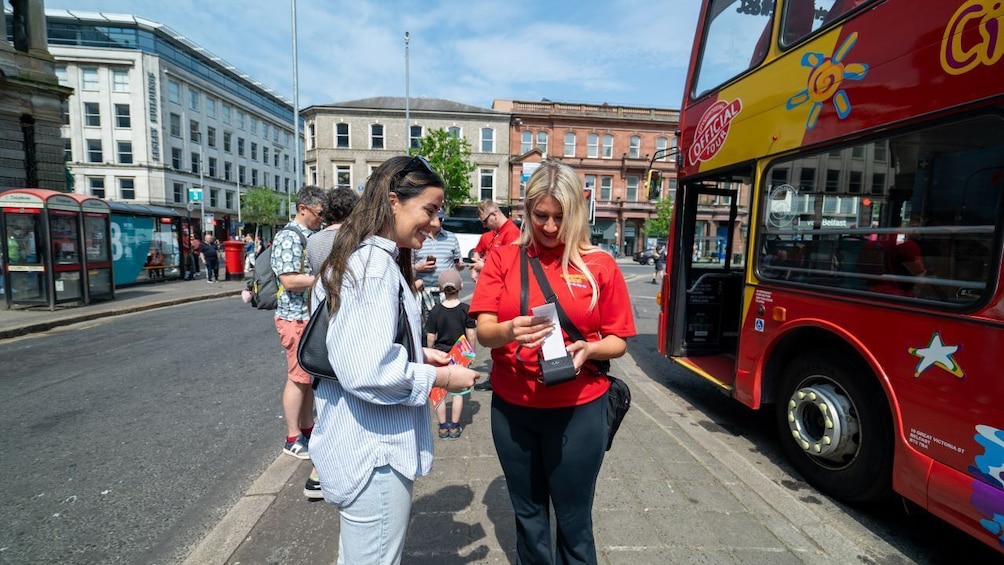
[336, 465, 414, 565]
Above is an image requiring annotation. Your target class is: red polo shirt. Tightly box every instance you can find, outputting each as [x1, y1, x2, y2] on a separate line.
[474, 218, 520, 257]
[469, 244, 636, 408]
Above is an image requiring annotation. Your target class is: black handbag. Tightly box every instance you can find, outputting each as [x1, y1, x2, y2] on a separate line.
[519, 248, 630, 450]
[298, 285, 413, 387]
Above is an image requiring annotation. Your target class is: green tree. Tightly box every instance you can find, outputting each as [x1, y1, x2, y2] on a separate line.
[643, 197, 674, 241]
[415, 128, 476, 213]
[240, 186, 283, 238]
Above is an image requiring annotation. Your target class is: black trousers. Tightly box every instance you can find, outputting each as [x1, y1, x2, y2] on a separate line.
[491, 394, 607, 565]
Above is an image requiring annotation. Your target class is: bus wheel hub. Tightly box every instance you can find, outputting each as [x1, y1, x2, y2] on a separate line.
[786, 383, 859, 462]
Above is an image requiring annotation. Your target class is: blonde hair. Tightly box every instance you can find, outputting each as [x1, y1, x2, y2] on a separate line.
[518, 160, 601, 310]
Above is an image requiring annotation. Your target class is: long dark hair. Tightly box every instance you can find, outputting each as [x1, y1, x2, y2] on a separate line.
[320, 155, 443, 314]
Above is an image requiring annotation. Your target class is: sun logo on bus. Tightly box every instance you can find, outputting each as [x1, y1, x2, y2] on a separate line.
[786, 32, 869, 130]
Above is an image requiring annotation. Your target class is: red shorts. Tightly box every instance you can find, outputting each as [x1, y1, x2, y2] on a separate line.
[275, 318, 312, 384]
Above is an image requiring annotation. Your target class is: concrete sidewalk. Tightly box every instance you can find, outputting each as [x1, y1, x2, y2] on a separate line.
[190, 360, 881, 564]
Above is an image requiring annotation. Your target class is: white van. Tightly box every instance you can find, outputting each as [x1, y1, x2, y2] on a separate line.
[441, 217, 485, 260]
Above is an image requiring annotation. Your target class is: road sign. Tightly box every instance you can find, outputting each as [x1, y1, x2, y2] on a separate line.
[186, 203, 194, 212]
[204, 213, 214, 233]
[188, 188, 203, 202]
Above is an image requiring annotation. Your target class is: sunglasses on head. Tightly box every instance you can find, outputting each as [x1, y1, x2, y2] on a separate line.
[393, 155, 436, 184]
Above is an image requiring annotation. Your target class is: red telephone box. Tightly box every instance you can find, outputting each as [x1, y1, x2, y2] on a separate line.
[0, 188, 85, 310]
[69, 194, 114, 302]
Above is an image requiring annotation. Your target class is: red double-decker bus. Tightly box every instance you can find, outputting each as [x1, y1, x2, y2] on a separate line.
[657, 0, 1004, 552]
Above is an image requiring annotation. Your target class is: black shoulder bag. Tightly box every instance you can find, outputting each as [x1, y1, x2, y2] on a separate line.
[520, 248, 631, 451]
[299, 285, 414, 389]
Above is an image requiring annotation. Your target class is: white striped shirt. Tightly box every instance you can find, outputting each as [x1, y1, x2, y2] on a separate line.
[309, 235, 437, 506]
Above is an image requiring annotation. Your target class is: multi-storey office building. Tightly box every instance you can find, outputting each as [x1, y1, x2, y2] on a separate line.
[42, 10, 297, 237]
[301, 97, 510, 203]
[493, 99, 682, 257]
[1, 2, 72, 190]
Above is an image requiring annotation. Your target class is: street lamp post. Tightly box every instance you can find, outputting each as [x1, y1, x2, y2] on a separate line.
[404, 31, 410, 154]
[291, 0, 301, 221]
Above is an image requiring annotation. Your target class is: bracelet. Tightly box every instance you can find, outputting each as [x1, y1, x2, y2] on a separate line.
[445, 365, 453, 389]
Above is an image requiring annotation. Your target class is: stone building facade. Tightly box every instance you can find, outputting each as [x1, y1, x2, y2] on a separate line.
[1, 1, 72, 190]
[301, 97, 510, 202]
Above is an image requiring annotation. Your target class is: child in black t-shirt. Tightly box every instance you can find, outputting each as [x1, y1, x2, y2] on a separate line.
[425, 269, 476, 439]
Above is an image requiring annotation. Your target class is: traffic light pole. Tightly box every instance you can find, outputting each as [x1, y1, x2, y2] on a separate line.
[646, 147, 679, 200]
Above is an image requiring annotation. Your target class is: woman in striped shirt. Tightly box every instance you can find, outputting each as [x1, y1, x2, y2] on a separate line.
[309, 155, 479, 564]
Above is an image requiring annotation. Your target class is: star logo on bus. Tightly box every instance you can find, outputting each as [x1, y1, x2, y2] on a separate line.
[786, 32, 869, 130]
[908, 331, 965, 379]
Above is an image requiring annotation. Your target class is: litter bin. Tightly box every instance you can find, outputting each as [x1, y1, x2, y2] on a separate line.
[223, 240, 246, 281]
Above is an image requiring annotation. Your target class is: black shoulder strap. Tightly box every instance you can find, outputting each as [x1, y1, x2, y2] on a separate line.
[521, 247, 610, 374]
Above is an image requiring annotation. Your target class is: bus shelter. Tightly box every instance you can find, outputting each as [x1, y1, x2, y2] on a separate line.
[69, 194, 114, 303]
[0, 188, 85, 310]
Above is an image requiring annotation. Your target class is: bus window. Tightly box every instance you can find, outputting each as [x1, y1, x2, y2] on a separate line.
[757, 115, 1003, 307]
[692, 0, 773, 98]
[781, 0, 878, 47]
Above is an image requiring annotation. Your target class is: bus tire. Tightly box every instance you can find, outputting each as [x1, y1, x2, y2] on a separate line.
[775, 351, 893, 503]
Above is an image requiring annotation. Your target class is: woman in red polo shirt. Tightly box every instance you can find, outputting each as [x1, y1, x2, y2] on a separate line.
[469, 160, 635, 564]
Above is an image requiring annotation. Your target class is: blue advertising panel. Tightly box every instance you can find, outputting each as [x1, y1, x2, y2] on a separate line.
[110, 214, 154, 286]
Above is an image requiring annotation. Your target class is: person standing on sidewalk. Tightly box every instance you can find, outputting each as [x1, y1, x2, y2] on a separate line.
[425, 268, 476, 440]
[469, 200, 519, 284]
[271, 184, 325, 460]
[470, 160, 636, 565]
[309, 156, 478, 564]
[200, 233, 220, 283]
[413, 209, 465, 320]
[302, 186, 358, 500]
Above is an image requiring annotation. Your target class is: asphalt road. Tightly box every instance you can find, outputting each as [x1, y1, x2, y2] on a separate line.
[0, 299, 286, 565]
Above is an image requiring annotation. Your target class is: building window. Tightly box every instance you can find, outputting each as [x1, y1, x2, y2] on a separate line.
[83, 102, 100, 127]
[584, 175, 596, 193]
[87, 139, 103, 163]
[629, 135, 641, 158]
[587, 134, 599, 158]
[284, 154, 290, 171]
[117, 141, 133, 164]
[262, 123, 270, 140]
[262, 146, 269, 165]
[409, 125, 423, 149]
[237, 111, 245, 130]
[89, 177, 105, 198]
[210, 189, 219, 208]
[336, 123, 349, 148]
[223, 131, 232, 153]
[848, 170, 863, 193]
[521, 131, 532, 154]
[335, 165, 351, 189]
[114, 104, 130, 128]
[224, 190, 234, 209]
[371, 124, 384, 149]
[274, 128, 280, 144]
[534, 131, 547, 153]
[209, 157, 218, 177]
[237, 137, 245, 157]
[284, 177, 290, 191]
[480, 127, 494, 152]
[190, 120, 200, 143]
[251, 169, 258, 185]
[112, 70, 129, 92]
[207, 126, 216, 148]
[309, 166, 317, 185]
[60, 100, 69, 125]
[263, 172, 271, 188]
[448, 126, 461, 139]
[82, 67, 99, 90]
[251, 142, 257, 161]
[564, 132, 576, 157]
[172, 147, 182, 169]
[55, 66, 68, 86]
[224, 161, 232, 181]
[871, 172, 886, 194]
[206, 97, 216, 118]
[656, 137, 668, 159]
[191, 152, 201, 174]
[274, 151, 280, 168]
[825, 169, 840, 192]
[168, 80, 180, 103]
[173, 182, 184, 203]
[189, 88, 200, 111]
[222, 104, 231, 124]
[307, 123, 315, 149]
[63, 138, 72, 162]
[626, 176, 639, 201]
[250, 117, 258, 135]
[170, 113, 181, 137]
[119, 178, 135, 200]
[799, 167, 816, 190]
[239, 165, 246, 184]
[602, 134, 614, 158]
[600, 176, 613, 200]
[479, 169, 495, 201]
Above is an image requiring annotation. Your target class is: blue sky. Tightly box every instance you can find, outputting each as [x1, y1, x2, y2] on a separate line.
[53, 0, 701, 111]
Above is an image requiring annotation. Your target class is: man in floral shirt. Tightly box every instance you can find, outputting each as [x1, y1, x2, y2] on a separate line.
[271, 184, 326, 459]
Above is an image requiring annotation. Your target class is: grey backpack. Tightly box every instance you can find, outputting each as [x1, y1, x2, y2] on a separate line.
[249, 228, 307, 310]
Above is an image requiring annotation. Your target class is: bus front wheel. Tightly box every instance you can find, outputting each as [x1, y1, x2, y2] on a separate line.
[775, 352, 893, 503]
